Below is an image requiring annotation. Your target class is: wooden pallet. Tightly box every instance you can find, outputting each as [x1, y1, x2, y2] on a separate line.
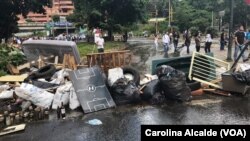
[86, 50, 131, 73]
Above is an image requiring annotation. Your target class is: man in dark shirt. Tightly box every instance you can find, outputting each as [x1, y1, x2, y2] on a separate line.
[173, 31, 180, 53]
[234, 25, 247, 62]
[220, 31, 225, 50]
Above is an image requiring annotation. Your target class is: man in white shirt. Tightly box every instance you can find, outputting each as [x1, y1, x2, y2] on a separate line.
[162, 32, 170, 55]
[95, 34, 105, 53]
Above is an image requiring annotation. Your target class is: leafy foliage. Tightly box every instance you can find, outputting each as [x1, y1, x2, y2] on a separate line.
[0, 0, 51, 41]
[0, 44, 26, 75]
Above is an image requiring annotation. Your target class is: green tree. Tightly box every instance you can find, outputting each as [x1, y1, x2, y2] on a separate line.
[72, 0, 147, 41]
[0, 0, 51, 42]
[52, 15, 60, 22]
[173, 0, 211, 32]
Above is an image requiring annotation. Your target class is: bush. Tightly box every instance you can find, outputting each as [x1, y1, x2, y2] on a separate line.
[0, 44, 26, 75]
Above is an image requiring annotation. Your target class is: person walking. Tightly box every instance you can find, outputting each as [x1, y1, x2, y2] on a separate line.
[205, 33, 212, 53]
[184, 31, 191, 54]
[234, 25, 248, 62]
[162, 32, 170, 55]
[173, 31, 180, 52]
[194, 33, 201, 52]
[220, 31, 225, 51]
[154, 34, 159, 51]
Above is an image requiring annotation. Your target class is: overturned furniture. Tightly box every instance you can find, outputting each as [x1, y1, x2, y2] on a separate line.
[86, 50, 131, 73]
[189, 52, 230, 89]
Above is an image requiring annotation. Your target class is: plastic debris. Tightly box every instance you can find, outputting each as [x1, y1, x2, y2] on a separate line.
[86, 119, 102, 125]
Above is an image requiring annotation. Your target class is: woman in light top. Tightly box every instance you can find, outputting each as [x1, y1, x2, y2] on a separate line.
[205, 33, 212, 53]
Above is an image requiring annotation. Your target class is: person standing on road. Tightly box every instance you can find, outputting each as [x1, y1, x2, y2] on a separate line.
[154, 34, 159, 51]
[205, 33, 212, 53]
[195, 33, 201, 52]
[95, 34, 105, 53]
[173, 31, 180, 52]
[234, 25, 248, 62]
[184, 31, 191, 54]
[162, 32, 170, 55]
[220, 31, 225, 51]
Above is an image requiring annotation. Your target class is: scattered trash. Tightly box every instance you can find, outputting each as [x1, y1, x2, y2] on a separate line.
[111, 78, 141, 105]
[0, 124, 26, 136]
[141, 80, 161, 101]
[52, 82, 72, 109]
[203, 89, 231, 97]
[0, 90, 14, 99]
[157, 65, 192, 102]
[0, 85, 10, 93]
[140, 74, 158, 85]
[86, 119, 102, 125]
[123, 67, 140, 86]
[149, 92, 166, 105]
[108, 67, 124, 87]
[0, 74, 28, 82]
[69, 87, 80, 110]
[222, 72, 250, 95]
[232, 69, 250, 84]
[191, 89, 203, 96]
[236, 63, 250, 72]
[189, 52, 230, 89]
[15, 83, 54, 108]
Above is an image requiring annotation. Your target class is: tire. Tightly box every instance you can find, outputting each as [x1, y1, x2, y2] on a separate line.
[122, 67, 140, 86]
[187, 80, 201, 91]
[33, 64, 56, 80]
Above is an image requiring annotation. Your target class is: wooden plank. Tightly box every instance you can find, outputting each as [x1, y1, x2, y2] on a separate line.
[0, 124, 26, 136]
[54, 56, 59, 64]
[118, 53, 121, 66]
[86, 50, 130, 55]
[103, 54, 107, 72]
[17, 63, 31, 70]
[203, 89, 231, 97]
[7, 64, 20, 75]
[112, 53, 116, 67]
[122, 53, 125, 66]
[69, 55, 77, 70]
[0, 74, 28, 82]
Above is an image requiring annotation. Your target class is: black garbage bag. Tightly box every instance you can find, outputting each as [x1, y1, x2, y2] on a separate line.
[232, 69, 250, 84]
[111, 78, 141, 105]
[149, 92, 166, 105]
[141, 80, 161, 101]
[159, 67, 192, 102]
[155, 65, 175, 79]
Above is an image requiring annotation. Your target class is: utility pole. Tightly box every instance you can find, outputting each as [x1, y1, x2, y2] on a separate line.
[155, 5, 158, 34]
[211, 11, 214, 27]
[227, 0, 234, 61]
[168, 0, 171, 27]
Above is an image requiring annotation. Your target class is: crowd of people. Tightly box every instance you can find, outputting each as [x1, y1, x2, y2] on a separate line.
[153, 25, 250, 61]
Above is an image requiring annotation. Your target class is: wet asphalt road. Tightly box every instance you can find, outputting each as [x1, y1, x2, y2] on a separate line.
[2, 95, 250, 141]
[1, 38, 250, 141]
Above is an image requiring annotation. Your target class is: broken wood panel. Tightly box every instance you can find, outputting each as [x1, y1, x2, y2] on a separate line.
[0, 74, 28, 82]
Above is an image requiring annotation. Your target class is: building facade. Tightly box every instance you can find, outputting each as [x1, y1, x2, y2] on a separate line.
[18, 0, 74, 24]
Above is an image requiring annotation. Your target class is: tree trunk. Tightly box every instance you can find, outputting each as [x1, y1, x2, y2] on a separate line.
[108, 29, 113, 41]
[123, 31, 128, 42]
